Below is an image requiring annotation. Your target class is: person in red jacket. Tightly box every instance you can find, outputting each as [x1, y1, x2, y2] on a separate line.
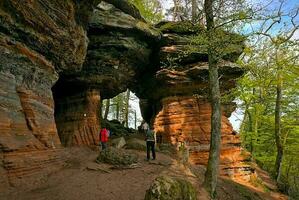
[99, 126, 109, 150]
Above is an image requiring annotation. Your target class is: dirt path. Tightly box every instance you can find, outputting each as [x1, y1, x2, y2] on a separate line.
[5, 147, 174, 200]
[3, 147, 288, 200]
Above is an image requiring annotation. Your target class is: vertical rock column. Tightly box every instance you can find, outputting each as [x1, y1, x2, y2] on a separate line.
[154, 96, 252, 181]
[54, 89, 101, 146]
[0, 38, 64, 189]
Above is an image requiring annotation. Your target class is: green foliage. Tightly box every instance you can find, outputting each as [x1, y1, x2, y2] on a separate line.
[128, 0, 163, 24]
[237, 39, 299, 196]
[157, 21, 204, 34]
[102, 90, 140, 128]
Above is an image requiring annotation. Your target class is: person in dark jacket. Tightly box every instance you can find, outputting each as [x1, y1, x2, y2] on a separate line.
[146, 127, 156, 161]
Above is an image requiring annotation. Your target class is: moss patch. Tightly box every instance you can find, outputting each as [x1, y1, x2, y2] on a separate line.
[144, 175, 197, 200]
[96, 147, 138, 166]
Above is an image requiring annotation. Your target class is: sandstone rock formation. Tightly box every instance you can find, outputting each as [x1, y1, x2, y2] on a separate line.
[154, 96, 252, 180]
[0, 0, 160, 189]
[0, 0, 98, 189]
[52, 1, 160, 146]
[135, 21, 252, 180]
[0, 0, 251, 191]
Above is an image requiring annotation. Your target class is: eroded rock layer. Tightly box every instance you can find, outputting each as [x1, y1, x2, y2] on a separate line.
[0, 0, 96, 189]
[52, 1, 160, 146]
[143, 22, 252, 180]
[54, 89, 101, 146]
[154, 96, 252, 180]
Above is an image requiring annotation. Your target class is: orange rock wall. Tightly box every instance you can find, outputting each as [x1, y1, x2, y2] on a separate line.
[0, 38, 64, 189]
[0, 0, 94, 187]
[54, 89, 100, 146]
[154, 96, 252, 180]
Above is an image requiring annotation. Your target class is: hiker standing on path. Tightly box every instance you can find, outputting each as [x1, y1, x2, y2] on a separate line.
[99, 126, 109, 150]
[146, 126, 156, 161]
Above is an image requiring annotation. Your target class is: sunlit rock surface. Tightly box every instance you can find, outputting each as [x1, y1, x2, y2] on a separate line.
[0, 1, 252, 191]
[154, 96, 252, 180]
[137, 21, 251, 180]
[0, 0, 97, 189]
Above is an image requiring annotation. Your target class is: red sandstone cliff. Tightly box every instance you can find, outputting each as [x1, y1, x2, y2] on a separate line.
[0, 0, 251, 192]
[154, 96, 252, 180]
[0, 0, 97, 189]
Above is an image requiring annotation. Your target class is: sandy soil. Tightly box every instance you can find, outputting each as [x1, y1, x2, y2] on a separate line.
[4, 147, 176, 200]
[2, 147, 288, 200]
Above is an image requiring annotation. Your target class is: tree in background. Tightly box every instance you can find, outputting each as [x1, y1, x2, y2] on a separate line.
[102, 90, 141, 128]
[129, 0, 163, 24]
[237, 33, 299, 196]
[165, 0, 205, 23]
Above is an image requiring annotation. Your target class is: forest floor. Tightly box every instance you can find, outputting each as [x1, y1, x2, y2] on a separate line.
[2, 146, 288, 200]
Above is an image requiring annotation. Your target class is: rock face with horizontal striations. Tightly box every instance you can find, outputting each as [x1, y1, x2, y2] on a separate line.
[0, 0, 253, 191]
[154, 96, 252, 180]
[0, 0, 98, 190]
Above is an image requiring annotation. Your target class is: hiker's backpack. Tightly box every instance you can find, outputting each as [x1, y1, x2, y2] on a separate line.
[146, 129, 155, 141]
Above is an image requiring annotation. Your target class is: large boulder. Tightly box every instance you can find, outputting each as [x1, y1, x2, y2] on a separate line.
[144, 175, 197, 200]
[110, 137, 126, 149]
[96, 147, 138, 166]
[126, 138, 147, 151]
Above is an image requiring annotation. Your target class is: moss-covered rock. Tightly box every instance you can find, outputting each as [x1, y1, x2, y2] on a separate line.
[125, 138, 147, 151]
[103, 119, 136, 136]
[144, 176, 197, 200]
[96, 147, 138, 166]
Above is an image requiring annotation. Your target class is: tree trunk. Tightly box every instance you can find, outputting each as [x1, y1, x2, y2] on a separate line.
[274, 65, 283, 182]
[173, 0, 179, 21]
[191, 0, 197, 23]
[134, 110, 137, 130]
[203, 0, 221, 198]
[116, 96, 120, 121]
[253, 104, 259, 152]
[124, 90, 130, 127]
[104, 99, 110, 120]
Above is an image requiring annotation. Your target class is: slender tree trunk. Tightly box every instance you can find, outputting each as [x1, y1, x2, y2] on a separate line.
[239, 105, 248, 135]
[134, 110, 137, 130]
[124, 90, 130, 127]
[203, 0, 221, 198]
[191, 0, 198, 23]
[116, 96, 120, 121]
[274, 65, 283, 182]
[247, 110, 253, 154]
[254, 104, 259, 152]
[173, 0, 179, 21]
[104, 99, 110, 120]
